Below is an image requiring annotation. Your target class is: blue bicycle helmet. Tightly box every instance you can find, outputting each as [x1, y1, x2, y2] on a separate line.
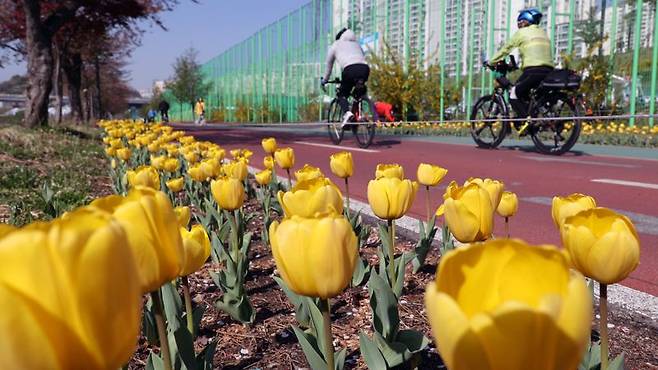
[517, 8, 542, 25]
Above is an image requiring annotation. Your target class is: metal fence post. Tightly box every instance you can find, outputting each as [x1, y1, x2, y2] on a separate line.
[629, 0, 643, 127]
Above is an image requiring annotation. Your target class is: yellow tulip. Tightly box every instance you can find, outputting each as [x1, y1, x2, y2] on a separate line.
[465, 177, 505, 209]
[163, 157, 180, 172]
[443, 182, 494, 243]
[278, 177, 343, 218]
[223, 160, 248, 181]
[105, 147, 117, 156]
[117, 148, 132, 161]
[179, 225, 211, 276]
[261, 137, 277, 154]
[187, 165, 208, 182]
[375, 163, 404, 179]
[497, 191, 518, 217]
[329, 151, 353, 178]
[270, 214, 358, 299]
[551, 193, 597, 228]
[147, 142, 160, 153]
[211, 177, 245, 211]
[255, 169, 273, 186]
[417, 163, 448, 186]
[263, 155, 275, 170]
[274, 147, 295, 169]
[111, 159, 117, 169]
[294, 164, 324, 182]
[425, 239, 592, 370]
[0, 210, 142, 370]
[90, 187, 184, 293]
[231, 148, 253, 161]
[126, 166, 160, 190]
[183, 151, 199, 164]
[166, 177, 185, 193]
[0, 223, 16, 238]
[150, 155, 166, 170]
[367, 177, 418, 220]
[561, 208, 640, 284]
[174, 206, 191, 228]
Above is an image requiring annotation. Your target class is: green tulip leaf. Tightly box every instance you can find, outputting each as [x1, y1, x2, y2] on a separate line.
[215, 292, 255, 323]
[334, 348, 347, 370]
[306, 299, 327, 353]
[373, 331, 411, 367]
[273, 276, 314, 327]
[578, 342, 601, 370]
[146, 352, 165, 370]
[161, 283, 183, 332]
[195, 341, 217, 370]
[396, 329, 430, 354]
[141, 303, 159, 344]
[359, 332, 387, 370]
[192, 304, 206, 338]
[292, 325, 327, 370]
[393, 251, 415, 297]
[609, 353, 626, 370]
[368, 272, 399, 340]
[173, 326, 197, 370]
[351, 256, 371, 287]
[377, 224, 391, 253]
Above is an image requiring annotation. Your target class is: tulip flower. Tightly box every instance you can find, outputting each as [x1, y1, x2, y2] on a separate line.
[262, 137, 277, 154]
[329, 151, 353, 178]
[187, 165, 208, 182]
[425, 239, 592, 370]
[0, 210, 142, 370]
[375, 163, 404, 179]
[211, 177, 245, 211]
[105, 147, 117, 156]
[223, 160, 248, 181]
[0, 223, 15, 238]
[111, 158, 117, 169]
[126, 166, 160, 190]
[174, 206, 191, 228]
[255, 169, 273, 186]
[465, 177, 505, 210]
[497, 191, 518, 237]
[417, 163, 448, 220]
[147, 142, 160, 153]
[150, 155, 167, 170]
[166, 177, 185, 193]
[278, 177, 343, 218]
[551, 193, 597, 228]
[117, 147, 132, 161]
[178, 224, 211, 334]
[275, 147, 295, 187]
[163, 158, 180, 172]
[263, 155, 275, 170]
[183, 151, 199, 164]
[442, 182, 494, 243]
[295, 164, 324, 182]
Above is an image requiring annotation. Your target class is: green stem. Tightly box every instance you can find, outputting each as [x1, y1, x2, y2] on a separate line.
[344, 178, 350, 217]
[182, 275, 194, 335]
[286, 168, 292, 190]
[319, 298, 335, 370]
[600, 283, 609, 370]
[505, 217, 510, 238]
[150, 291, 173, 370]
[229, 210, 241, 266]
[425, 186, 431, 223]
[388, 219, 396, 289]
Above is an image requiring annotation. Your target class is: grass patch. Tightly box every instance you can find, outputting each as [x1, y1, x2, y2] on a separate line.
[0, 123, 111, 226]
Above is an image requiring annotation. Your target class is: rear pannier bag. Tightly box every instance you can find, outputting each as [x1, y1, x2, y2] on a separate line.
[540, 69, 581, 90]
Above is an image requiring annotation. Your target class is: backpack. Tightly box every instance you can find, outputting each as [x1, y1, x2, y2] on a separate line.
[540, 69, 581, 90]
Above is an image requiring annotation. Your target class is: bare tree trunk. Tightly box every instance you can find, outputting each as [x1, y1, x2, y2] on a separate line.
[53, 46, 63, 124]
[22, 0, 53, 128]
[599, 0, 607, 57]
[62, 52, 83, 124]
[94, 56, 103, 120]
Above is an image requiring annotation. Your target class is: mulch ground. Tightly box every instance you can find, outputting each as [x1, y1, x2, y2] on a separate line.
[127, 193, 658, 369]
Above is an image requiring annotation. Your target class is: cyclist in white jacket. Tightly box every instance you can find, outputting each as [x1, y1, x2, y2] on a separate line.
[321, 28, 370, 124]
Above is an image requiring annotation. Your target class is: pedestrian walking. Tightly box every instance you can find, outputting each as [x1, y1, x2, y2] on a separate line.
[195, 98, 206, 125]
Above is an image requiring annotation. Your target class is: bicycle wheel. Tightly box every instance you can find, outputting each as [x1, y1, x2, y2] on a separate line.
[326, 99, 344, 145]
[353, 97, 378, 148]
[470, 94, 509, 149]
[530, 93, 582, 155]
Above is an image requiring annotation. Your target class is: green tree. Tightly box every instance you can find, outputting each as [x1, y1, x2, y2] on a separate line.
[166, 47, 210, 120]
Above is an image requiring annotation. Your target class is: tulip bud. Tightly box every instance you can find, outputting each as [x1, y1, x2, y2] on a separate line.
[263, 155, 275, 170]
[330, 151, 354, 178]
[497, 191, 518, 217]
[262, 137, 277, 154]
[375, 163, 404, 179]
[417, 163, 448, 186]
[211, 177, 245, 211]
[163, 158, 180, 172]
[551, 193, 596, 228]
[174, 206, 191, 228]
[274, 147, 295, 169]
[180, 225, 211, 276]
[425, 239, 592, 370]
[255, 169, 273, 186]
[117, 148, 132, 161]
[223, 160, 248, 181]
[367, 177, 418, 220]
[270, 214, 358, 298]
[561, 207, 640, 284]
[150, 155, 166, 170]
[443, 182, 494, 243]
[126, 166, 160, 190]
[166, 177, 185, 193]
[294, 164, 324, 182]
[278, 177, 343, 218]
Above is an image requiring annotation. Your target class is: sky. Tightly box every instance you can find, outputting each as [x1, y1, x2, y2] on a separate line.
[0, 0, 309, 91]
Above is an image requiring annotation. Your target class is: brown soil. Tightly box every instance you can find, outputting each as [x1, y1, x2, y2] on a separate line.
[127, 193, 658, 369]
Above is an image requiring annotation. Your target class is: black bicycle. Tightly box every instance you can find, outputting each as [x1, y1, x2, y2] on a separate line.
[322, 78, 378, 148]
[471, 56, 584, 155]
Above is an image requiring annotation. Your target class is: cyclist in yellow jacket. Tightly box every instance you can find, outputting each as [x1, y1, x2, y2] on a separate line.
[489, 8, 553, 118]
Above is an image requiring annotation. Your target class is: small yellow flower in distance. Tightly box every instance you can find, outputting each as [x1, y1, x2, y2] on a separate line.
[166, 177, 185, 193]
[174, 206, 191, 228]
[294, 164, 324, 182]
[274, 147, 295, 169]
[263, 155, 275, 170]
[183, 151, 199, 164]
[367, 177, 418, 220]
[329, 151, 353, 178]
[270, 214, 358, 299]
[375, 163, 404, 179]
[425, 239, 592, 370]
[261, 137, 277, 154]
[179, 225, 211, 276]
[551, 193, 597, 228]
[150, 155, 166, 170]
[211, 177, 245, 211]
[117, 148, 132, 161]
[497, 191, 518, 217]
[561, 207, 640, 284]
[126, 166, 160, 190]
[417, 163, 448, 186]
[255, 169, 273, 186]
[278, 177, 343, 218]
[163, 158, 180, 172]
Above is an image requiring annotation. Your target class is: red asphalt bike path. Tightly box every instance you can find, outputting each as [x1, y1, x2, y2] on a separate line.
[181, 126, 658, 296]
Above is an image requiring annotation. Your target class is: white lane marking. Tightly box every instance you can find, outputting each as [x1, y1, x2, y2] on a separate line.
[294, 141, 380, 153]
[521, 155, 639, 169]
[591, 178, 658, 190]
